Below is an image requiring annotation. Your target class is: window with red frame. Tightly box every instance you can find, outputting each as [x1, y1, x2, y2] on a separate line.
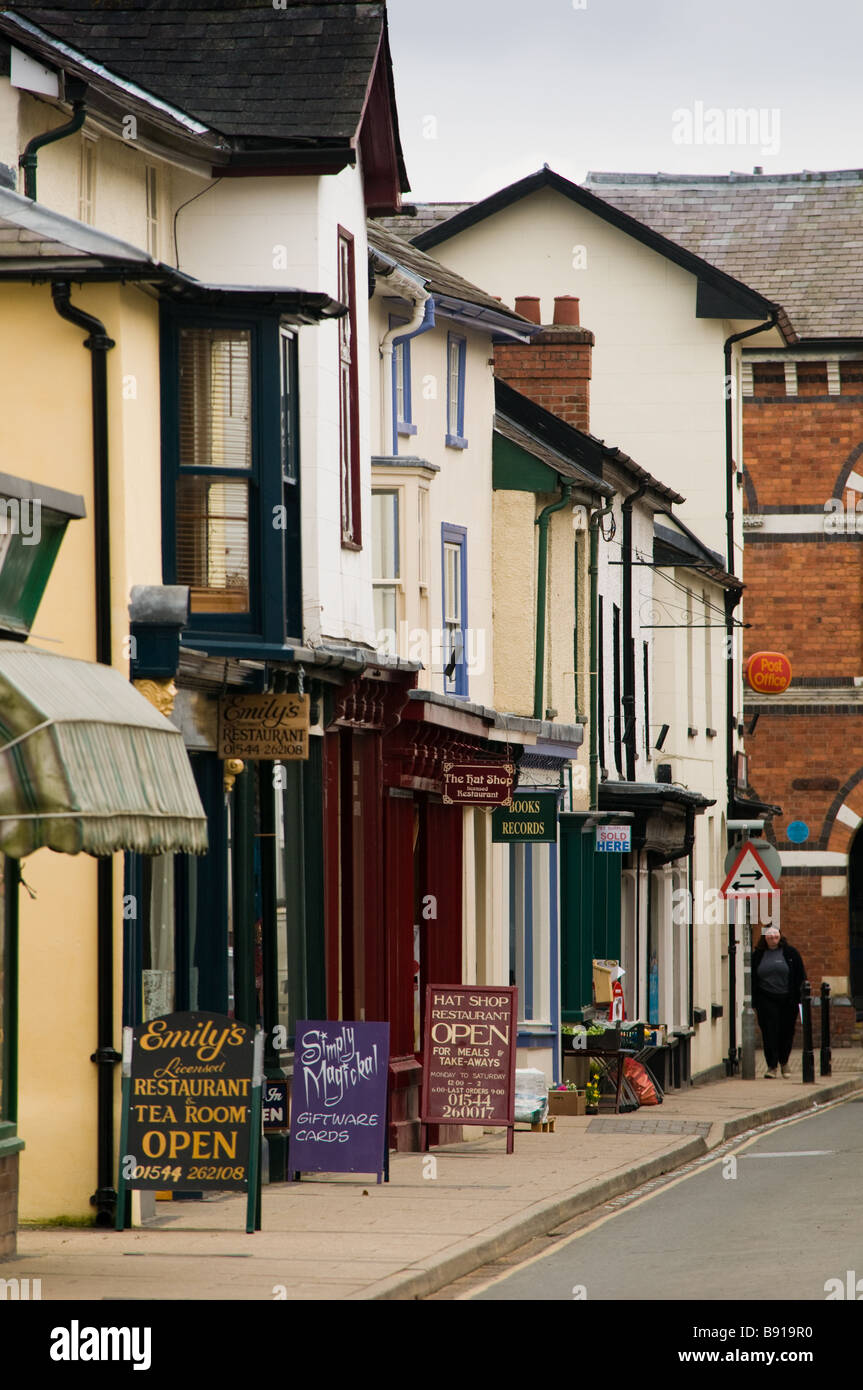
[338, 229, 361, 546]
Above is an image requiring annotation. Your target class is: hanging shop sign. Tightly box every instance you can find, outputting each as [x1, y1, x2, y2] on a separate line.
[421, 985, 518, 1153]
[596, 824, 632, 853]
[119, 1012, 259, 1195]
[442, 761, 515, 806]
[217, 692, 309, 760]
[744, 651, 792, 695]
[288, 1021, 389, 1183]
[492, 791, 558, 842]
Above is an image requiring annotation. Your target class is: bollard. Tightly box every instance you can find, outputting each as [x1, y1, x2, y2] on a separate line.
[820, 981, 832, 1077]
[801, 979, 815, 1083]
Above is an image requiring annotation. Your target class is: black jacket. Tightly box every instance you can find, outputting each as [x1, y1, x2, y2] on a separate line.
[751, 939, 806, 1008]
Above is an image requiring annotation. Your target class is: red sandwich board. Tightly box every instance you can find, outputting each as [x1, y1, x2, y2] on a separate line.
[420, 984, 518, 1153]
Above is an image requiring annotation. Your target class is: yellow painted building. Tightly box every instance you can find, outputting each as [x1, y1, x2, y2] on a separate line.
[0, 192, 207, 1240]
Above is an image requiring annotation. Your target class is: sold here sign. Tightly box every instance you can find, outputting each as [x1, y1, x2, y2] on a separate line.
[744, 651, 792, 695]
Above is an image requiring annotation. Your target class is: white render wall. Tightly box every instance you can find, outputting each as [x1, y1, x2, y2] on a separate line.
[369, 291, 496, 708]
[174, 165, 377, 649]
[415, 186, 774, 561]
[5, 90, 377, 650]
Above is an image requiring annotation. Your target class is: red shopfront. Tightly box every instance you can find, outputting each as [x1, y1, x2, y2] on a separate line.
[323, 676, 518, 1149]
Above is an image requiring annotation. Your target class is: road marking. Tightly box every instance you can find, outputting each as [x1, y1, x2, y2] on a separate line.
[459, 1095, 857, 1300]
[742, 1149, 832, 1158]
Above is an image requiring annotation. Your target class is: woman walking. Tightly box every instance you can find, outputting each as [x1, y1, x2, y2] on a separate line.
[752, 925, 806, 1078]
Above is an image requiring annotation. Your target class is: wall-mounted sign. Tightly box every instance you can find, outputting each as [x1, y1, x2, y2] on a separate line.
[122, 1012, 256, 1191]
[596, 824, 632, 853]
[744, 651, 792, 695]
[442, 762, 514, 806]
[288, 1021, 389, 1183]
[421, 985, 518, 1153]
[217, 693, 309, 760]
[492, 791, 558, 842]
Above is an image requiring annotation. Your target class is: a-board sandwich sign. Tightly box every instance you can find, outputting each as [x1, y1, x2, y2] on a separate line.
[287, 1021, 389, 1182]
[420, 985, 518, 1153]
[122, 1011, 256, 1191]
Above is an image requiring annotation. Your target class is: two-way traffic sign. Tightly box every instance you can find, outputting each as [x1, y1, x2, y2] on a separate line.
[720, 841, 781, 899]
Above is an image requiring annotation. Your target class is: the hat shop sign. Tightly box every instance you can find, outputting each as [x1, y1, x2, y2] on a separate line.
[442, 761, 515, 806]
[218, 693, 309, 760]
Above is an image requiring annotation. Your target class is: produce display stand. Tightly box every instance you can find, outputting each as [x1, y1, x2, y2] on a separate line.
[581, 1047, 639, 1114]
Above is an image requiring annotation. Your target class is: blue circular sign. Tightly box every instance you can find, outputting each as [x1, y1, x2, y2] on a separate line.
[787, 820, 809, 843]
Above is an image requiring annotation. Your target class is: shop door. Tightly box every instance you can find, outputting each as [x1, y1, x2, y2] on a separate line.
[559, 815, 621, 1019]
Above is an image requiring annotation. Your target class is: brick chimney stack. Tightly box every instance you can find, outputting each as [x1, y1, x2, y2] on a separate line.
[495, 295, 594, 432]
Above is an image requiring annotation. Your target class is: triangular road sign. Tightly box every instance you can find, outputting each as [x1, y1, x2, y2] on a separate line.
[720, 841, 781, 899]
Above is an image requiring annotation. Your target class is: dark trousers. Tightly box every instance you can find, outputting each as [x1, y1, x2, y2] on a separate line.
[755, 994, 797, 1069]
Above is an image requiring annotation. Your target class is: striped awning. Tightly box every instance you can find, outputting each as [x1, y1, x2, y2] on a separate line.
[0, 643, 208, 858]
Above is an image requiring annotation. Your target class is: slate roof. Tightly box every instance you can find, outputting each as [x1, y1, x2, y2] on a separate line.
[585, 170, 863, 342]
[377, 168, 792, 341]
[2, 2, 390, 146]
[496, 379, 684, 507]
[367, 219, 531, 327]
[378, 202, 471, 242]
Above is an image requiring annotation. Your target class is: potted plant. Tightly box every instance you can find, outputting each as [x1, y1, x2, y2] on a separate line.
[585, 1075, 600, 1115]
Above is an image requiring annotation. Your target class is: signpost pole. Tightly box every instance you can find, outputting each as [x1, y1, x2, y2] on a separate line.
[115, 1025, 133, 1232]
[247, 1030, 264, 1234]
[741, 900, 756, 1080]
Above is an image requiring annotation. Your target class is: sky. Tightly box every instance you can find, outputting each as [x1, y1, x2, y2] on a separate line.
[387, 0, 863, 201]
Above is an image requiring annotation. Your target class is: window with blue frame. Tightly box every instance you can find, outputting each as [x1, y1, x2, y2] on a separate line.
[445, 333, 467, 449]
[390, 316, 417, 452]
[162, 310, 301, 644]
[441, 522, 468, 696]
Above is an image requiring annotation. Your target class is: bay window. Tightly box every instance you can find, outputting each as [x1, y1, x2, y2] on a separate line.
[163, 310, 301, 645]
[372, 489, 400, 638]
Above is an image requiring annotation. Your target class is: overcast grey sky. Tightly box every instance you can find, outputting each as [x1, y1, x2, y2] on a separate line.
[387, 0, 863, 200]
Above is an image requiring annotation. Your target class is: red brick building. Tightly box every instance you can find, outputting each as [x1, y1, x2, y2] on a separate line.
[587, 170, 863, 1042]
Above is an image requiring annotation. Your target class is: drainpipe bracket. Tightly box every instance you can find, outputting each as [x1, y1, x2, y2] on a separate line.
[90, 1047, 122, 1065]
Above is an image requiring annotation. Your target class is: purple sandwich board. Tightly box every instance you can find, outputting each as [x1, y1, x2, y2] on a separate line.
[287, 1020, 390, 1183]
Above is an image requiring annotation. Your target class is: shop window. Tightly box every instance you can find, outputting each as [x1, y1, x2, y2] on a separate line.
[372, 489, 400, 639]
[338, 228, 361, 547]
[141, 856, 176, 1021]
[446, 334, 467, 449]
[508, 842, 555, 1027]
[442, 523, 468, 696]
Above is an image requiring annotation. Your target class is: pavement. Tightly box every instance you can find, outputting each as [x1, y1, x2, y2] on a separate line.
[4, 1050, 862, 1302]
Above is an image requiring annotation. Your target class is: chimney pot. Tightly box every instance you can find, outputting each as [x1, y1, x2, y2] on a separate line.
[553, 295, 580, 326]
[514, 295, 542, 323]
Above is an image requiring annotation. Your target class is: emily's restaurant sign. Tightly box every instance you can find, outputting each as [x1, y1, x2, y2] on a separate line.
[217, 693, 309, 760]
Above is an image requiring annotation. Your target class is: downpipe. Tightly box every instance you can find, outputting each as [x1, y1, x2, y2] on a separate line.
[52, 282, 118, 1224]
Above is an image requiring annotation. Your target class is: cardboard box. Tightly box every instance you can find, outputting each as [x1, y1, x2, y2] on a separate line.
[548, 1089, 587, 1117]
[592, 959, 618, 1003]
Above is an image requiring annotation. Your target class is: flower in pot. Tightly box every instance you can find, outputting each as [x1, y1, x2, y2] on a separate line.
[585, 1076, 600, 1114]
